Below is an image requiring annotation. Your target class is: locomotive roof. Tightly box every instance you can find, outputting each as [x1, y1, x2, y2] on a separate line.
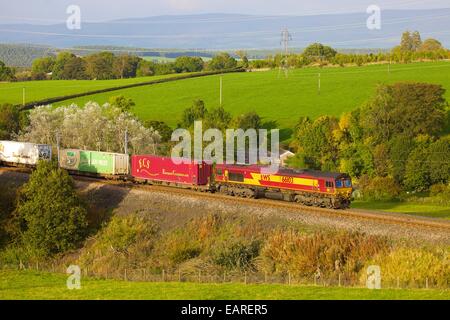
[279, 168, 350, 179]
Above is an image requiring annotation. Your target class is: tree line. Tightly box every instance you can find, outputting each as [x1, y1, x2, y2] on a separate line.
[250, 31, 450, 69]
[287, 82, 450, 200]
[0, 52, 239, 82]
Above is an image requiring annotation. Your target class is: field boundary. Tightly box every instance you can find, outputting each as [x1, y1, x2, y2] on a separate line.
[17, 68, 245, 110]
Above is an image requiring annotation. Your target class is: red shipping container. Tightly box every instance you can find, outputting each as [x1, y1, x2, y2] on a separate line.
[131, 155, 212, 186]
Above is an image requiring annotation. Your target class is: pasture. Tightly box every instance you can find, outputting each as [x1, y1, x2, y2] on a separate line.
[50, 61, 450, 129]
[0, 73, 197, 106]
[352, 200, 450, 220]
[1, 270, 448, 300]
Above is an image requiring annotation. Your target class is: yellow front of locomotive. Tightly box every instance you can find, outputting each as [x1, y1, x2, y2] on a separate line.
[334, 177, 353, 208]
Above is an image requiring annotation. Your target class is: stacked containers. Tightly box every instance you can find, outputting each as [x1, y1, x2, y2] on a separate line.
[59, 149, 129, 176]
[0, 141, 52, 165]
[131, 155, 212, 186]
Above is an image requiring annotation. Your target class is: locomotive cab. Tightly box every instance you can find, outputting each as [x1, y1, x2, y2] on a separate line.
[335, 176, 353, 197]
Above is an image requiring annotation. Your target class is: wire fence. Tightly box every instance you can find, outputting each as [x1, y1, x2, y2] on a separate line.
[2, 262, 448, 290]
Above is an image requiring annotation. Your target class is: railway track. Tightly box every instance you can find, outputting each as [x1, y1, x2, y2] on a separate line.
[133, 181, 450, 232]
[2, 166, 450, 232]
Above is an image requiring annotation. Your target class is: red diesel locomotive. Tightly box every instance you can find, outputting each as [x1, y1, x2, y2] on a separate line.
[214, 164, 353, 209]
[130, 156, 353, 209]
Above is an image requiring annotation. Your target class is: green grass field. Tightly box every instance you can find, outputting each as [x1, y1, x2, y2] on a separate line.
[0, 270, 448, 300]
[0, 73, 198, 106]
[47, 61, 450, 129]
[352, 200, 450, 220]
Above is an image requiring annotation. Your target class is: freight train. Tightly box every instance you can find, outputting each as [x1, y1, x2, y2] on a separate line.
[0, 141, 353, 209]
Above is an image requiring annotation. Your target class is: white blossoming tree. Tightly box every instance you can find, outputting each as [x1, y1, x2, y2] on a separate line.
[19, 102, 160, 155]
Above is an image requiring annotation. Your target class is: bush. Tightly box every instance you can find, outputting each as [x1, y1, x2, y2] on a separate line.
[208, 53, 237, 71]
[363, 247, 449, 287]
[164, 230, 202, 265]
[0, 184, 17, 248]
[168, 243, 202, 265]
[359, 176, 401, 201]
[0, 244, 47, 266]
[174, 56, 204, 73]
[77, 214, 158, 274]
[15, 71, 32, 81]
[429, 183, 449, 196]
[213, 240, 261, 271]
[261, 230, 389, 281]
[12, 161, 88, 257]
[0, 104, 20, 139]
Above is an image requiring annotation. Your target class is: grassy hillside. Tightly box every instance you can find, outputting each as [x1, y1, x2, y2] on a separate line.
[1, 270, 448, 300]
[0, 73, 198, 106]
[51, 61, 450, 129]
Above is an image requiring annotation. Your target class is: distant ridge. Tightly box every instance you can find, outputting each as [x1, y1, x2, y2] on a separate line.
[0, 9, 449, 49]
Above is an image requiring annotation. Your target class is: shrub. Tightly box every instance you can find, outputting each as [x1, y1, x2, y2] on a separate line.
[169, 244, 202, 265]
[363, 247, 449, 287]
[0, 244, 48, 265]
[213, 240, 261, 271]
[12, 161, 88, 258]
[77, 214, 158, 274]
[360, 176, 401, 201]
[429, 183, 449, 196]
[261, 230, 389, 281]
[164, 230, 202, 265]
[208, 53, 237, 71]
[0, 183, 17, 248]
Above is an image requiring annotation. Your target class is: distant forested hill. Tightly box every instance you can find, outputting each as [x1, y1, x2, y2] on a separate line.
[0, 44, 56, 67]
[1, 10, 449, 49]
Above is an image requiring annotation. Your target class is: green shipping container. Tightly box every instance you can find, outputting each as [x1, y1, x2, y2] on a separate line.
[59, 149, 129, 176]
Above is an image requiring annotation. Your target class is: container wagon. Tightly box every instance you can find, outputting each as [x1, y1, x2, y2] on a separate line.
[131, 155, 212, 190]
[0, 141, 52, 166]
[59, 149, 129, 179]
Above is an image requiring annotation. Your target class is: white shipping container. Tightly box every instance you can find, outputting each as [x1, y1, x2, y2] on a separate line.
[0, 141, 52, 166]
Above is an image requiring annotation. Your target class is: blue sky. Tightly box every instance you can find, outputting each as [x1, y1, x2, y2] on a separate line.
[0, 0, 449, 24]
